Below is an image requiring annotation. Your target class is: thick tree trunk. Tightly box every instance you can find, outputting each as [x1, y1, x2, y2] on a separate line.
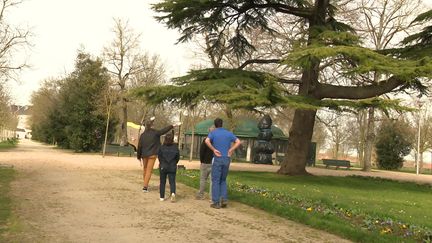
[334, 136, 340, 159]
[119, 97, 128, 146]
[362, 108, 375, 171]
[277, 109, 317, 175]
[277, 0, 325, 175]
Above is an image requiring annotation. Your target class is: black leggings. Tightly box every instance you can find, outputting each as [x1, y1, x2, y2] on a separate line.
[159, 170, 176, 198]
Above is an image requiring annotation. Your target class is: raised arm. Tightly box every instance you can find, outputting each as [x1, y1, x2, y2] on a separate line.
[156, 125, 174, 136]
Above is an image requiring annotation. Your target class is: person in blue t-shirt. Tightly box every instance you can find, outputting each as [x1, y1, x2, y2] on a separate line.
[205, 118, 241, 209]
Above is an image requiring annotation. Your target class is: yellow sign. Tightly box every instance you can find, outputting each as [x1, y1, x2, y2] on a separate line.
[127, 122, 141, 129]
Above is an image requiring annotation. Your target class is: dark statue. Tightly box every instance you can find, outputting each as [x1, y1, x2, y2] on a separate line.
[253, 115, 274, 164]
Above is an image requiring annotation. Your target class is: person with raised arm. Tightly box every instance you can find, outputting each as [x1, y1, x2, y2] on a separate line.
[137, 116, 180, 192]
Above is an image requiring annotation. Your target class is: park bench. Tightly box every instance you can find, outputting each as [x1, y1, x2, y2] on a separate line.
[103, 144, 135, 157]
[177, 165, 186, 170]
[322, 159, 351, 170]
[0, 164, 14, 168]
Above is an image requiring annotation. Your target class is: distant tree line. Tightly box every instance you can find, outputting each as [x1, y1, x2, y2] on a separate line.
[30, 52, 116, 152]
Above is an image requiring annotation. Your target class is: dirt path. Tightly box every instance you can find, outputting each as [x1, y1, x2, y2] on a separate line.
[1, 139, 351, 243]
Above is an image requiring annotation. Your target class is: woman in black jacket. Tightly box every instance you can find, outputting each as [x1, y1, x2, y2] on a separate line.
[158, 132, 180, 202]
[137, 117, 177, 192]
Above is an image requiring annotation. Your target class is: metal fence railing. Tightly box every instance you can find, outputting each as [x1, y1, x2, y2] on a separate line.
[0, 128, 15, 141]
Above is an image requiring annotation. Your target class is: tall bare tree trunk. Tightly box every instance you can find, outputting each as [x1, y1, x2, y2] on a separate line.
[120, 97, 128, 146]
[177, 112, 183, 149]
[420, 151, 424, 172]
[102, 96, 112, 157]
[334, 135, 340, 159]
[189, 125, 195, 162]
[357, 110, 367, 167]
[362, 107, 374, 171]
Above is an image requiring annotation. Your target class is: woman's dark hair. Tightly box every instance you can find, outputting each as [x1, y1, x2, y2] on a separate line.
[214, 118, 223, 128]
[145, 120, 154, 128]
[163, 133, 174, 145]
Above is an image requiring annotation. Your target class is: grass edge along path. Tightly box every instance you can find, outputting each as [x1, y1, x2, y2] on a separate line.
[0, 166, 15, 241]
[175, 169, 432, 243]
[0, 138, 18, 150]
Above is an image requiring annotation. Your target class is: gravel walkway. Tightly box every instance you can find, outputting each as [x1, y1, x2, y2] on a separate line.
[1, 139, 351, 243]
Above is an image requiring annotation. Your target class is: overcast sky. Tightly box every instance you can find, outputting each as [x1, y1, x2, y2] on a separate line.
[6, 0, 432, 106]
[8, 0, 194, 105]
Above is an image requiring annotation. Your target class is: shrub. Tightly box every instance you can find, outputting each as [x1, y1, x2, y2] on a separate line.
[375, 120, 412, 170]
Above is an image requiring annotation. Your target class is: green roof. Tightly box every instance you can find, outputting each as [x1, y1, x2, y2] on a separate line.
[185, 119, 288, 140]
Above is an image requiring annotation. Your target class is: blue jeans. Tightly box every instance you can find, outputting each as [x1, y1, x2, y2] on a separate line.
[159, 170, 176, 198]
[211, 156, 230, 203]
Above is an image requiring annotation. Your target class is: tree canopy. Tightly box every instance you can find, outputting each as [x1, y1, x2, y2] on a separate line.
[132, 0, 432, 175]
[31, 52, 115, 152]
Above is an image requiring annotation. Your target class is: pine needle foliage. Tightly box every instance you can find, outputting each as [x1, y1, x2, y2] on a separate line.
[396, 9, 432, 59]
[131, 28, 431, 111]
[285, 44, 432, 80]
[402, 10, 432, 45]
[130, 68, 412, 112]
[131, 68, 285, 109]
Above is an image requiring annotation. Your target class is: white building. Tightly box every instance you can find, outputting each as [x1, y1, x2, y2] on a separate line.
[11, 105, 32, 139]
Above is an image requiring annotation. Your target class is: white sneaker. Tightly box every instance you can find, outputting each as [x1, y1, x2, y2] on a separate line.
[170, 193, 176, 203]
[160, 198, 165, 201]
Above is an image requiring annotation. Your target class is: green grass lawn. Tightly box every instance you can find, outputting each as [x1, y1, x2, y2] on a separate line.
[175, 169, 432, 243]
[315, 159, 432, 175]
[0, 167, 15, 241]
[399, 166, 432, 175]
[0, 139, 17, 150]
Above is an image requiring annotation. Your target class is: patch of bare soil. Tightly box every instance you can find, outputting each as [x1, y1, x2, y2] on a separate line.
[1, 139, 351, 243]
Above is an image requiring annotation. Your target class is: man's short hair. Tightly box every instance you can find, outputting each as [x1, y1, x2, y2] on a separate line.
[214, 118, 223, 128]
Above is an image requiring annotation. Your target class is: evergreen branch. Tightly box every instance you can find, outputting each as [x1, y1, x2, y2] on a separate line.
[314, 76, 405, 99]
[284, 44, 432, 79]
[253, 3, 314, 19]
[411, 9, 432, 24]
[278, 78, 302, 84]
[279, 96, 412, 112]
[224, 1, 313, 19]
[238, 58, 281, 69]
[129, 68, 411, 112]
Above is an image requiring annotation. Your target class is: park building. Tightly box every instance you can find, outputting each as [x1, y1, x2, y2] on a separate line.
[0, 105, 32, 141]
[13, 105, 32, 139]
[181, 119, 316, 165]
